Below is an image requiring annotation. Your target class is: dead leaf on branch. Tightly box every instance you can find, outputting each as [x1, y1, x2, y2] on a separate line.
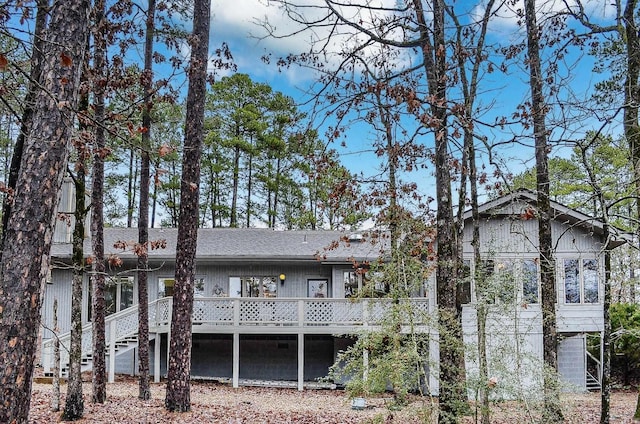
[60, 52, 72, 67]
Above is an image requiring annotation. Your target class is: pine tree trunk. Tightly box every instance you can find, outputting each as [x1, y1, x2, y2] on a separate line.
[410, 0, 466, 421]
[0, 1, 89, 422]
[164, 0, 210, 412]
[0, 0, 47, 242]
[137, 0, 156, 401]
[91, 0, 108, 404]
[51, 299, 60, 412]
[524, 0, 563, 422]
[62, 160, 88, 421]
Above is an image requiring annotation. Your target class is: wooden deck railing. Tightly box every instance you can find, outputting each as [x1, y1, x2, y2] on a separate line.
[42, 297, 431, 376]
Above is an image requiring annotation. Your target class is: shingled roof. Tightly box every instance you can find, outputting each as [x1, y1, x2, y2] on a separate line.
[50, 227, 389, 263]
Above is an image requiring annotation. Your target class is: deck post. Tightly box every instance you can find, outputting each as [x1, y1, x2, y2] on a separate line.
[233, 332, 240, 388]
[298, 332, 304, 391]
[108, 322, 116, 383]
[154, 333, 161, 382]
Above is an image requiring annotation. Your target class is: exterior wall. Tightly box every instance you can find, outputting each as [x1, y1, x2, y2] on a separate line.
[461, 215, 605, 334]
[453, 209, 603, 396]
[558, 334, 586, 390]
[41, 269, 75, 339]
[150, 333, 345, 382]
[42, 261, 344, 337]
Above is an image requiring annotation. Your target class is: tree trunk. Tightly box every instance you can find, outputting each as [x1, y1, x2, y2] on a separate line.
[601, 224, 612, 423]
[524, 0, 563, 422]
[0, 0, 48, 244]
[230, 146, 240, 228]
[51, 299, 60, 412]
[137, 0, 156, 401]
[62, 172, 87, 421]
[410, 0, 466, 421]
[621, 0, 640, 417]
[164, 0, 210, 412]
[0, 2, 89, 421]
[91, 0, 108, 404]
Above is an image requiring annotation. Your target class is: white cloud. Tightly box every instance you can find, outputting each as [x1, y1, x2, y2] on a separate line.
[208, 0, 417, 86]
[472, 0, 617, 36]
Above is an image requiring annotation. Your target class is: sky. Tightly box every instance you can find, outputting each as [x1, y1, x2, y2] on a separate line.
[195, 0, 619, 206]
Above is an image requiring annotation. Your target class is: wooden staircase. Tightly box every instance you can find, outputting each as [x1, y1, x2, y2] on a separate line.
[58, 335, 140, 377]
[586, 350, 602, 392]
[42, 302, 155, 381]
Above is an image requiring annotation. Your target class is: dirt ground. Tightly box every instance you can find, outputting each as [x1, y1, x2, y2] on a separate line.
[27, 378, 640, 423]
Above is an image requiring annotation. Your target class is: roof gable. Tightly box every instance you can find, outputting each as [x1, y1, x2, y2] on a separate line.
[464, 189, 628, 249]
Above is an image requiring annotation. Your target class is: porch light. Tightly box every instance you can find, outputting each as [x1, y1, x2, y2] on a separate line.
[279, 274, 286, 285]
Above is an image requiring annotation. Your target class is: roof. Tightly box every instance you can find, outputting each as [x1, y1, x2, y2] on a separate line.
[50, 227, 389, 264]
[463, 189, 629, 249]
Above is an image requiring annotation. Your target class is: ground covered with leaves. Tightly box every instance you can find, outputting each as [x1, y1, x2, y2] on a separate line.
[27, 378, 640, 423]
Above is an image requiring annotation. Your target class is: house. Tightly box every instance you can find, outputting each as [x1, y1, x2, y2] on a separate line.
[38, 188, 624, 395]
[41, 226, 432, 390]
[457, 189, 626, 395]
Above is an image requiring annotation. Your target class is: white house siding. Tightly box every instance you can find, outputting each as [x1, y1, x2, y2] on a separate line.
[461, 305, 545, 398]
[558, 334, 587, 390]
[41, 268, 75, 338]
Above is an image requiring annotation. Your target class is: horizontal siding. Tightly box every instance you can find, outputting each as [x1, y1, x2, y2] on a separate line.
[557, 305, 604, 332]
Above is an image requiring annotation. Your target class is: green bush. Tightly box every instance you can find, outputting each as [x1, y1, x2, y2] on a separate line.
[610, 303, 640, 385]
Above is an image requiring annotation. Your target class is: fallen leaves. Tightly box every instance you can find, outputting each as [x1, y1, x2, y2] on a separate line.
[27, 379, 639, 423]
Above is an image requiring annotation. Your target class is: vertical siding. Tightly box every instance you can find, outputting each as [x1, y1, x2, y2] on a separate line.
[147, 262, 334, 300]
[558, 335, 586, 390]
[42, 268, 74, 338]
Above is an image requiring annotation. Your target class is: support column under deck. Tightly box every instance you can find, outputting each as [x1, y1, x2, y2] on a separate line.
[154, 333, 161, 383]
[297, 333, 304, 391]
[108, 323, 116, 383]
[233, 332, 239, 388]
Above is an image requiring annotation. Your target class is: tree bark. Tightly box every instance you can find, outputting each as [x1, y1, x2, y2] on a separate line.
[0, 0, 48, 245]
[0, 1, 89, 421]
[410, 0, 466, 421]
[164, 0, 210, 412]
[137, 0, 156, 401]
[91, 0, 108, 404]
[51, 299, 60, 412]
[524, 0, 563, 422]
[62, 171, 87, 421]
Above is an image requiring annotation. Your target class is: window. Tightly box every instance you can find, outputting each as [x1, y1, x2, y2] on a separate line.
[522, 259, 539, 304]
[564, 258, 599, 304]
[240, 276, 277, 298]
[194, 277, 205, 297]
[473, 259, 538, 304]
[159, 277, 205, 298]
[159, 278, 175, 298]
[459, 260, 471, 304]
[494, 260, 516, 304]
[308, 279, 328, 298]
[105, 276, 134, 315]
[344, 270, 369, 298]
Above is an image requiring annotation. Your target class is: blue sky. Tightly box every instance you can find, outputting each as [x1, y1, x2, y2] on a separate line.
[196, 0, 619, 205]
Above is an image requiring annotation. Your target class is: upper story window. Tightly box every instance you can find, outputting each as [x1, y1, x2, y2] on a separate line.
[470, 258, 539, 305]
[564, 258, 598, 304]
[459, 260, 472, 304]
[344, 271, 361, 298]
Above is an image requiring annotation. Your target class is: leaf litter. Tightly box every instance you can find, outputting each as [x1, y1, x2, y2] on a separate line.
[27, 378, 640, 423]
